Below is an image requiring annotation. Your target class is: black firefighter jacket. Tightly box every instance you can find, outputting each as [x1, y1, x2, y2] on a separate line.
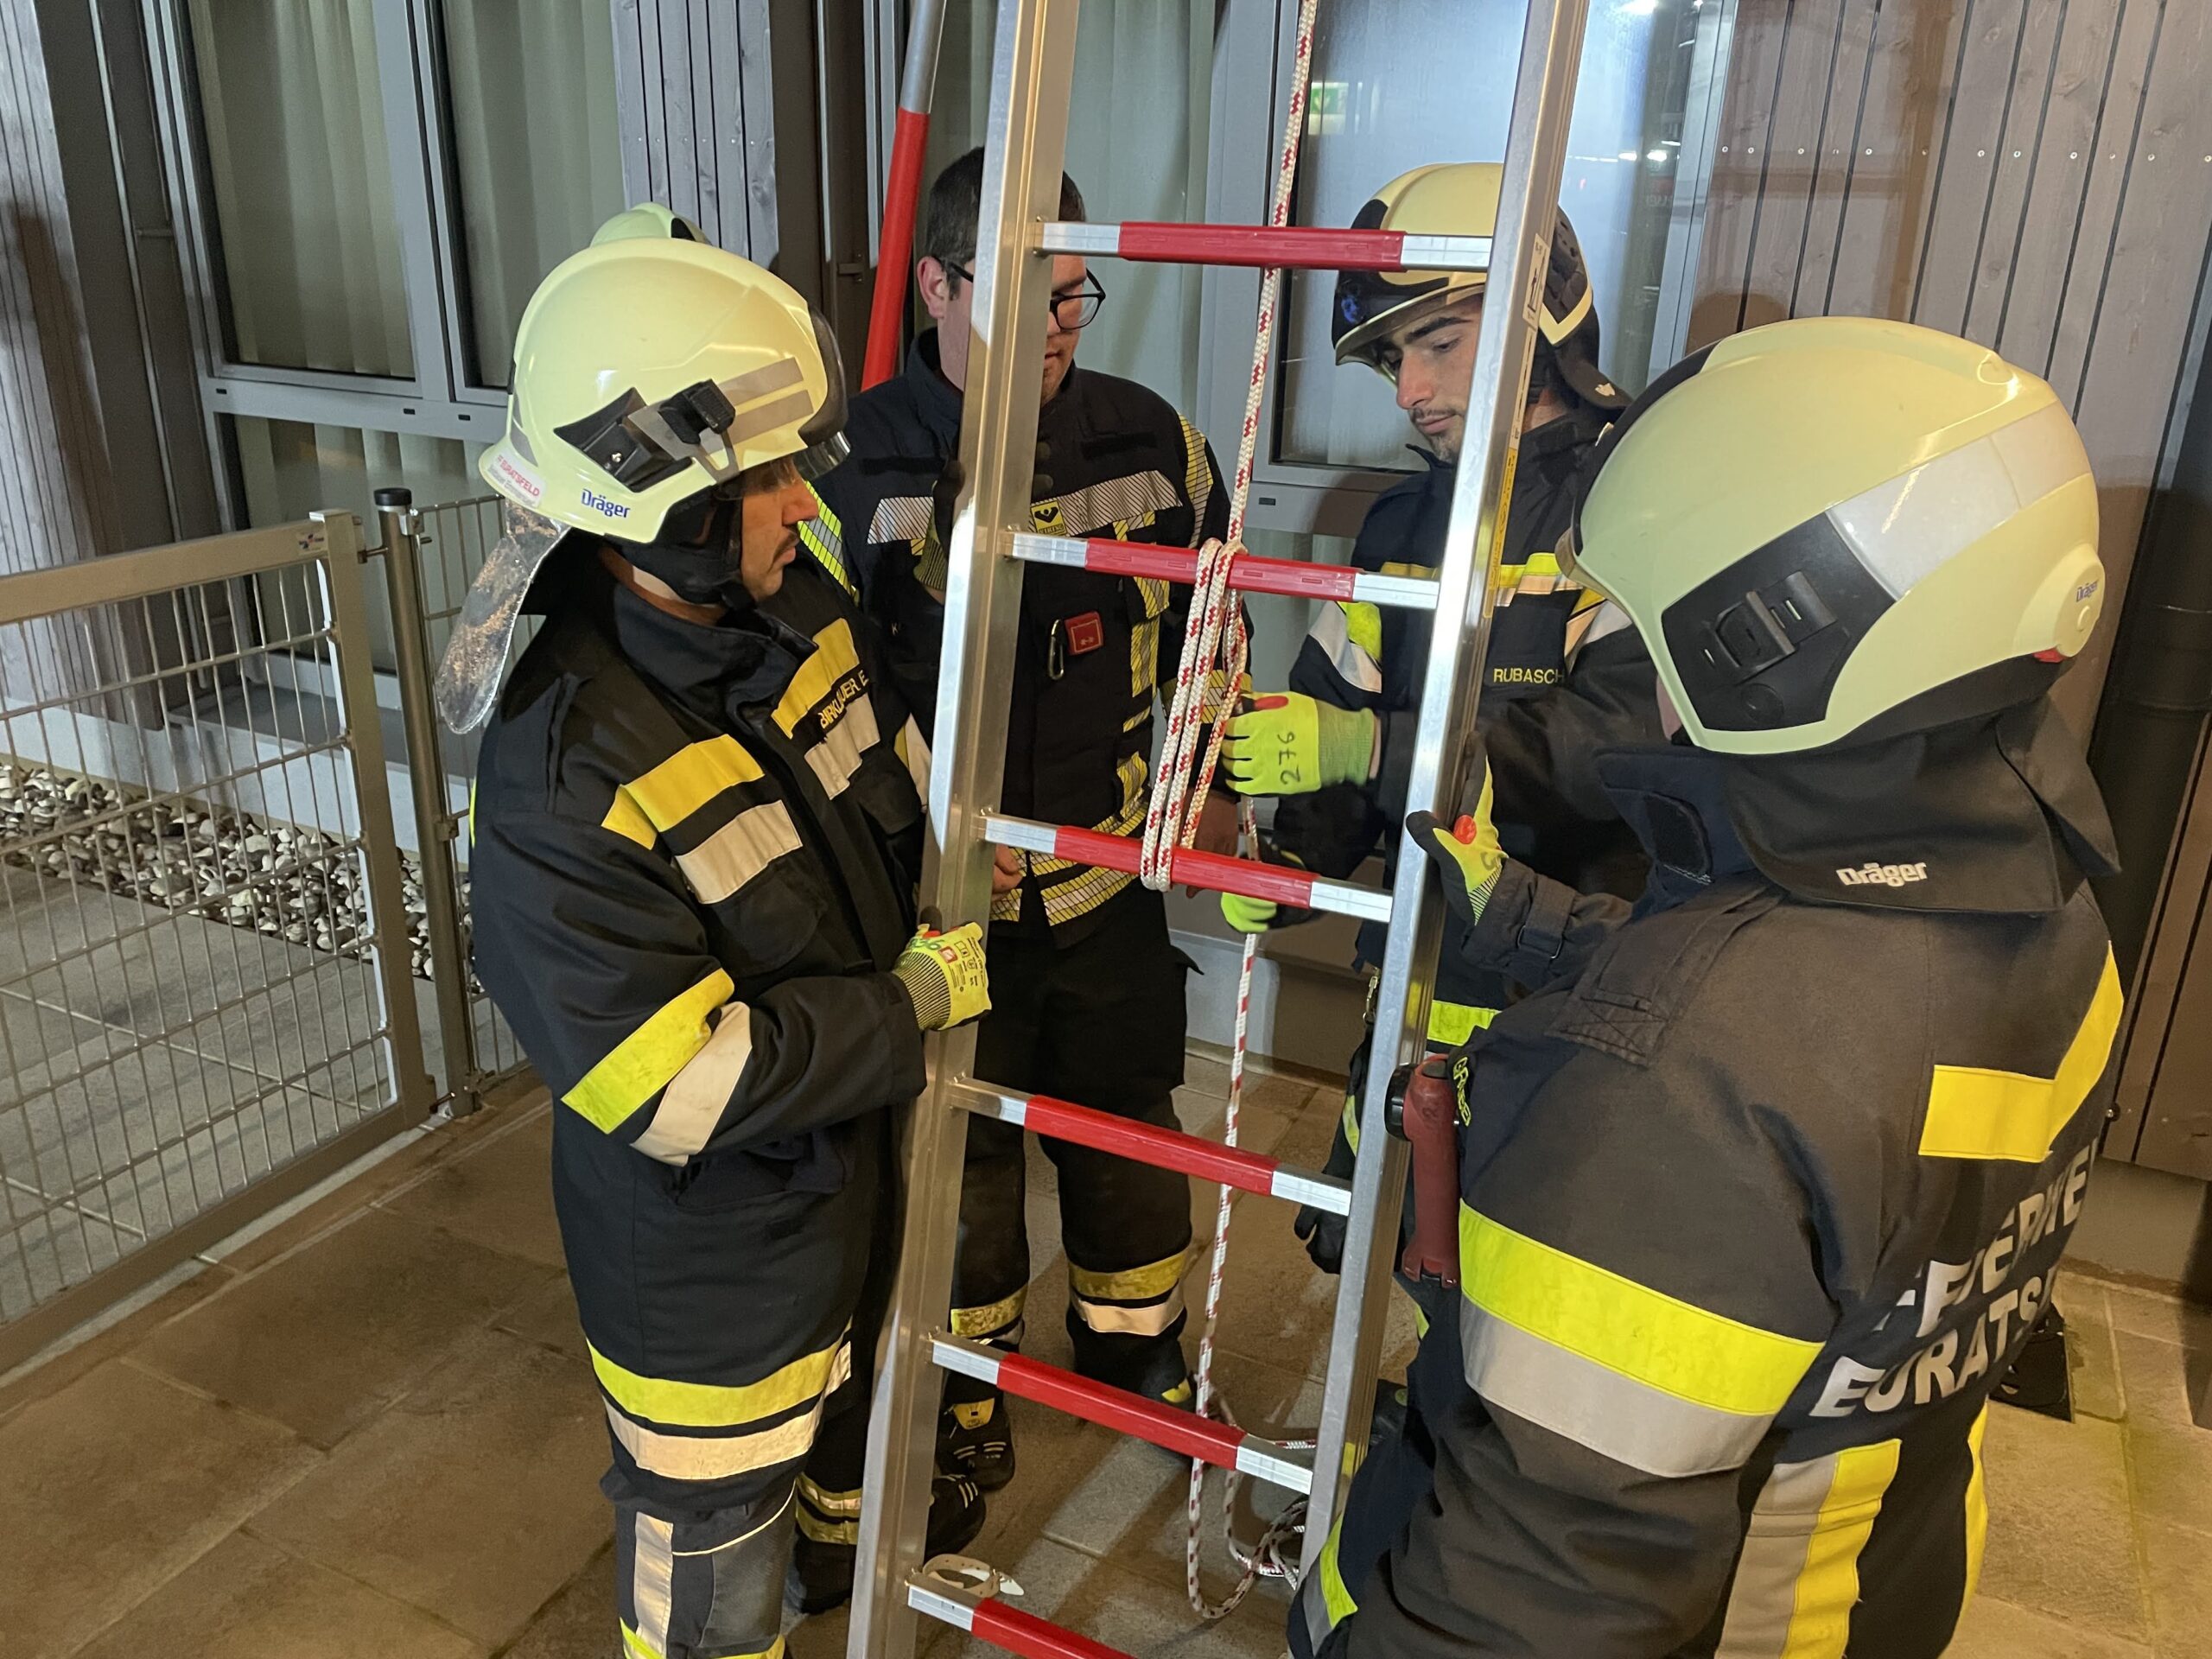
[800, 330, 1230, 944]
[1302, 699, 2124, 1659]
[469, 553, 931, 1509]
[1272, 409, 1664, 1063]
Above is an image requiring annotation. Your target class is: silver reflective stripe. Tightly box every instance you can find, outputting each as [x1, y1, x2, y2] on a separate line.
[897, 716, 931, 799]
[725, 390, 815, 448]
[807, 693, 880, 798]
[633, 1004, 756, 1166]
[677, 803, 803, 905]
[1043, 470, 1179, 537]
[1071, 1287, 1185, 1337]
[717, 356, 805, 411]
[1300, 1567, 1334, 1655]
[632, 1511, 677, 1658]
[606, 1346, 851, 1480]
[869, 495, 935, 543]
[1459, 1300, 1775, 1478]
[1712, 1453, 1841, 1657]
[1567, 597, 1634, 662]
[1309, 603, 1383, 695]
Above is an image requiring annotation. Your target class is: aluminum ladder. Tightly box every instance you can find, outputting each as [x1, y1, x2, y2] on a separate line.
[851, 3, 1595, 1655]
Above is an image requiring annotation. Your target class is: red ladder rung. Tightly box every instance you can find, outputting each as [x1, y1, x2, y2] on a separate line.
[982, 814, 1393, 924]
[1007, 532, 1438, 611]
[908, 1574, 1136, 1659]
[954, 1082, 1352, 1216]
[1041, 219, 1492, 273]
[931, 1334, 1313, 1491]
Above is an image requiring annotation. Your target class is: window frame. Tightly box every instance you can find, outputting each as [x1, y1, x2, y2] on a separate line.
[144, 0, 531, 530]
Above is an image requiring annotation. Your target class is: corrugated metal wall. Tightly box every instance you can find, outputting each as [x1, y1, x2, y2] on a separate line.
[1686, 0, 2212, 731]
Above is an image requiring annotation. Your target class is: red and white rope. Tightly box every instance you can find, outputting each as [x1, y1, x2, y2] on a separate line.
[1122, 0, 1325, 1620]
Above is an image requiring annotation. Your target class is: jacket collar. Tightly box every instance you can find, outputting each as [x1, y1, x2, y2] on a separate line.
[1596, 698, 2119, 917]
[906, 328, 1088, 443]
[597, 565, 817, 724]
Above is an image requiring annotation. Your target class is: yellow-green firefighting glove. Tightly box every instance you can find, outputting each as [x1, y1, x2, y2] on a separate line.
[1404, 765, 1504, 931]
[1219, 849, 1306, 934]
[893, 923, 991, 1031]
[1220, 693, 1376, 797]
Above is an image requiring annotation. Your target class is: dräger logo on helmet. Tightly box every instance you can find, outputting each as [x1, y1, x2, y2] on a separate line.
[1836, 861, 1930, 889]
[581, 489, 632, 520]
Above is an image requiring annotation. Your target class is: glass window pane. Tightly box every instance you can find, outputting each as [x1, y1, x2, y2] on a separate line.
[923, 1, 1218, 412]
[1277, 0, 1711, 469]
[187, 0, 413, 377]
[232, 416, 486, 671]
[442, 0, 630, 388]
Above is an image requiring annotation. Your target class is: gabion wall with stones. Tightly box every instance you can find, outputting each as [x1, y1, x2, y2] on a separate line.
[0, 761, 460, 985]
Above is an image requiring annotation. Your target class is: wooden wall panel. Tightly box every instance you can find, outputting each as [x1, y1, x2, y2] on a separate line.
[1688, 0, 2212, 732]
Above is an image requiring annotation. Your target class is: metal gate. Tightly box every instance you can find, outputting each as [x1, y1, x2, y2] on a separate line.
[0, 513, 433, 1372]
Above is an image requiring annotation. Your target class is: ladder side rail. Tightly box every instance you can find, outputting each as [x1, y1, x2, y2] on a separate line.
[848, 3, 1082, 1656]
[1300, 0, 1596, 1573]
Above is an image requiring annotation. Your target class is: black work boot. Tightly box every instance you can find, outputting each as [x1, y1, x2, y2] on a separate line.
[785, 1471, 985, 1616]
[1993, 1306, 2074, 1421]
[1067, 1313, 1196, 1411]
[939, 1379, 1017, 1492]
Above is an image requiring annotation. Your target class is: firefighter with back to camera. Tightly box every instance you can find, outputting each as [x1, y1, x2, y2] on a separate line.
[438, 206, 988, 1658]
[1293, 314, 2124, 1659]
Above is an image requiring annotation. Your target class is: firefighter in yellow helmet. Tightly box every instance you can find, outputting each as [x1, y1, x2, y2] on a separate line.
[1295, 315, 2121, 1659]
[1215, 162, 1660, 1272]
[439, 213, 986, 1656]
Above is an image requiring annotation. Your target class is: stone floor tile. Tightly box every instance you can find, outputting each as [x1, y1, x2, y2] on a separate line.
[495, 1272, 589, 1360]
[2056, 1282, 2126, 1422]
[249, 1328, 611, 1648]
[0, 1360, 320, 1659]
[500, 1542, 615, 1659]
[2113, 1331, 2208, 1429]
[924, 1535, 1289, 1659]
[379, 1105, 563, 1268]
[1947, 1594, 2157, 1657]
[133, 1205, 553, 1447]
[2125, 1421, 2212, 1535]
[72, 1531, 486, 1659]
[1978, 1408, 2150, 1639]
[2143, 1522, 2212, 1657]
[2100, 1283, 2212, 1350]
[0, 1254, 232, 1423]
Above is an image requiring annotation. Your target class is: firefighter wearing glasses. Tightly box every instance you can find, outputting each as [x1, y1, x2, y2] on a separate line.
[796, 147, 1235, 1492]
[1214, 162, 1662, 1271]
[1296, 316, 2121, 1659]
[444, 211, 985, 1657]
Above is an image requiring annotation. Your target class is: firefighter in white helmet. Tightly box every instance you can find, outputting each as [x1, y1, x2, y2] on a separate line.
[439, 211, 985, 1656]
[1296, 315, 2121, 1658]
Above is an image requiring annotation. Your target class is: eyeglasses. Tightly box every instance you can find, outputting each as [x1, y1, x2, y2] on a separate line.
[948, 264, 1107, 331]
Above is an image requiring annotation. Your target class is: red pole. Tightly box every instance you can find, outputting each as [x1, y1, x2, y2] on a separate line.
[862, 0, 948, 389]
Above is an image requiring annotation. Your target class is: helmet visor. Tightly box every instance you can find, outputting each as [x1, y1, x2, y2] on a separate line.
[433, 502, 569, 733]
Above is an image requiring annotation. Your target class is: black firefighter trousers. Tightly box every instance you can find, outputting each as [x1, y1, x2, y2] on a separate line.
[952, 884, 1195, 1397]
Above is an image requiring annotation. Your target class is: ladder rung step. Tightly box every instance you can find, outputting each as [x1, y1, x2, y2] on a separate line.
[952, 1081, 1352, 1215]
[1009, 533, 1438, 610]
[931, 1334, 1314, 1491]
[908, 1573, 1135, 1659]
[1042, 219, 1492, 273]
[982, 813, 1393, 923]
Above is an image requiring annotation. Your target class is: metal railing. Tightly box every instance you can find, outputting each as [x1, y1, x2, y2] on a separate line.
[0, 514, 434, 1370]
[371, 489, 530, 1118]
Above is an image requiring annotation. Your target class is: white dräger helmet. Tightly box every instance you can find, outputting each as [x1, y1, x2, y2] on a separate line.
[1331, 162, 1624, 410]
[435, 210, 849, 731]
[1567, 315, 2103, 756]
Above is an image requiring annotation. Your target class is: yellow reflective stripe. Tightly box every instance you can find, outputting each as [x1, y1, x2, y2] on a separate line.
[1376, 560, 1431, 580]
[1777, 1440, 1901, 1656]
[621, 736, 764, 834]
[1341, 1090, 1361, 1154]
[563, 969, 733, 1131]
[773, 619, 865, 736]
[1460, 1205, 1821, 1416]
[798, 518, 854, 598]
[1962, 1406, 1990, 1607]
[628, 1627, 783, 1659]
[1319, 1519, 1358, 1623]
[1340, 600, 1383, 664]
[1518, 551, 1562, 578]
[1921, 950, 2121, 1162]
[630, 1001, 753, 1166]
[950, 1286, 1027, 1339]
[1070, 1249, 1186, 1302]
[1179, 416, 1211, 525]
[602, 791, 657, 849]
[1427, 999, 1497, 1047]
[591, 1331, 849, 1428]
